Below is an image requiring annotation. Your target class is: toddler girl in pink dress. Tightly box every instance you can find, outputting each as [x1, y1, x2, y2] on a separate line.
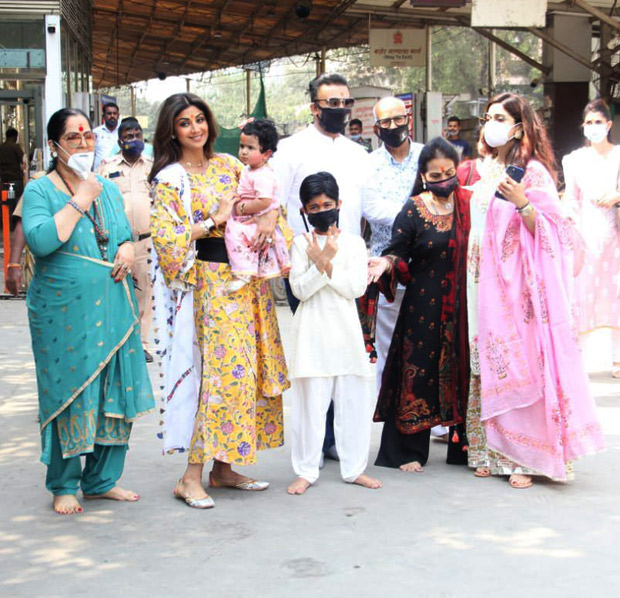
[225, 119, 292, 292]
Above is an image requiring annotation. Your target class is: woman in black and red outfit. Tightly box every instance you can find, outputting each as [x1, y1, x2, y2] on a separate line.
[367, 137, 471, 472]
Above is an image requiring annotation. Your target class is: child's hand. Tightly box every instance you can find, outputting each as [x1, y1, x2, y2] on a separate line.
[367, 256, 390, 284]
[321, 225, 340, 261]
[304, 231, 322, 263]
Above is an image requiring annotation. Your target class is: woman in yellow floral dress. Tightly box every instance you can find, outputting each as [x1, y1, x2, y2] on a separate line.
[149, 93, 288, 509]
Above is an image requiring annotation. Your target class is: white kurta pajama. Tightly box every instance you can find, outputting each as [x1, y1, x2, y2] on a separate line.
[288, 231, 374, 484]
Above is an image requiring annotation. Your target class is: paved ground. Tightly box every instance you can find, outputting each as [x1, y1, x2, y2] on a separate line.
[0, 297, 618, 598]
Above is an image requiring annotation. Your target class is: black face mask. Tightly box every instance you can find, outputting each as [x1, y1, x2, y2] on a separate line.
[377, 124, 409, 148]
[315, 106, 351, 134]
[302, 208, 340, 233]
[425, 174, 458, 198]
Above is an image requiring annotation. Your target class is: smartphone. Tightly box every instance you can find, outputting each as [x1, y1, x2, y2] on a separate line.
[495, 164, 525, 199]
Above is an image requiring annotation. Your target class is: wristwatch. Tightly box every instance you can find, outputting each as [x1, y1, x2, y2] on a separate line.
[516, 202, 534, 218]
[200, 217, 216, 236]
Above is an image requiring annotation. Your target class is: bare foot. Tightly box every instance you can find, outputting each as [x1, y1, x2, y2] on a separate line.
[509, 474, 533, 489]
[287, 477, 311, 495]
[474, 466, 491, 478]
[173, 478, 210, 501]
[83, 486, 140, 501]
[352, 474, 382, 489]
[399, 461, 424, 472]
[53, 495, 83, 515]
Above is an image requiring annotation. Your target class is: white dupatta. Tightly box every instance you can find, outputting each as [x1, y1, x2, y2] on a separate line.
[151, 163, 201, 453]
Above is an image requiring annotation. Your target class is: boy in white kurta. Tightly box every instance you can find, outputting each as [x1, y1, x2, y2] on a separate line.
[287, 172, 382, 495]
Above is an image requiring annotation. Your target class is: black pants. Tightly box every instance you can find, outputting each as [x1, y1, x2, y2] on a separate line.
[375, 418, 431, 468]
[284, 278, 336, 452]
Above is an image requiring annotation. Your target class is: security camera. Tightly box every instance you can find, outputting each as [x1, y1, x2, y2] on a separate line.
[295, 0, 313, 19]
[157, 72, 167, 81]
[47, 25, 56, 34]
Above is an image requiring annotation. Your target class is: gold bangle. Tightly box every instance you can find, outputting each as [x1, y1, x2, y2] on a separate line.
[7, 263, 22, 269]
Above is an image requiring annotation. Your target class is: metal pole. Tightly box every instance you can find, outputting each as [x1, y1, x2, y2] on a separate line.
[426, 25, 432, 91]
[488, 29, 496, 97]
[130, 85, 136, 117]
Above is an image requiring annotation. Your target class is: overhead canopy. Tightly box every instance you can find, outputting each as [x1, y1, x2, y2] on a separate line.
[92, 0, 620, 89]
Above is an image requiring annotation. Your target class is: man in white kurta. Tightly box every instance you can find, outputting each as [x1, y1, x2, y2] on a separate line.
[271, 74, 371, 239]
[272, 73, 371, 461]
[287, 225, 378, 492]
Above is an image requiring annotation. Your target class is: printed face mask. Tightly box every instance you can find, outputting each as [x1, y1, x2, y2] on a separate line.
[56, 142, 94, 180]
[483, 120, 518, 148]
[316, 106, 351, 134]
[377, 123, 409, 148]
[583, 123, 608, 144]
[425, 174, 458, 198]
[302, 207, 340, 233]
[121, 139, 145, 157]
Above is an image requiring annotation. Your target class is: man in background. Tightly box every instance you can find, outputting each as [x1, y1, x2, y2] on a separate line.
[98, 117, 154, 362]
[348, 118, 373, 153]
[0, 127, 26, 220]
[94, 102, 120, 170]
[444, 116, 472, 160]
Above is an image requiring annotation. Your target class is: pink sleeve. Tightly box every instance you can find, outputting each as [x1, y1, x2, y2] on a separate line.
[251, 167, 277, 200]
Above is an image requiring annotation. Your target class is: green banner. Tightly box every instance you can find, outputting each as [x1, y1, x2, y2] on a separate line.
[214, 74, 267, 157]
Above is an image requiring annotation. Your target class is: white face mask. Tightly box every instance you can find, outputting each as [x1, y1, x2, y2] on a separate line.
[583, 123, 608, 145]
[55, 143, 94, 180]
[484, 120, 518, 148]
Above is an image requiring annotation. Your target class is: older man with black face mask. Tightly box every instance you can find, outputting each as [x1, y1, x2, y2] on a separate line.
[98, 117, 154, 362]
[272, 72, 371, 463]
[362, 97, 424, 395]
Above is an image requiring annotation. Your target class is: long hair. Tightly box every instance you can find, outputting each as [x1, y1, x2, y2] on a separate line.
[47, 107, 92, 172]
[411, 136, 460, 196]
[481, 92, 557, 182]
[149, 93, 218, 183]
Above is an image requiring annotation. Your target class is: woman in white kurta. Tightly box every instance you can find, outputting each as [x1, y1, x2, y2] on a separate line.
[562, 98, 620, 376]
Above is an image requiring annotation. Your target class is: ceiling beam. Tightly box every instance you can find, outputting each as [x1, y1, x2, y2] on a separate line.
[472, 27, 550, 75]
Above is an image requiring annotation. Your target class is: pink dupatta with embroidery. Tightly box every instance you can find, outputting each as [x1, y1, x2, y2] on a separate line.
[477, 160, 604, 480]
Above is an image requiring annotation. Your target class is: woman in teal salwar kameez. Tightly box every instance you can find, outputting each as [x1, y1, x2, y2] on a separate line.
[22, 108, 154, 515]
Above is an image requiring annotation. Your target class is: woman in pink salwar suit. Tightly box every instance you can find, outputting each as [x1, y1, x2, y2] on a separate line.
[467, 93, 604, 489]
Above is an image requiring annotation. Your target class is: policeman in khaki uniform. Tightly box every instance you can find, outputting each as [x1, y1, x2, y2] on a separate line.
[98, 117, 154, 362]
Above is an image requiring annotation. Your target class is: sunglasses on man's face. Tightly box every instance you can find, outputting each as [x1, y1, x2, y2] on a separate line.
[315, 97, 356, 109]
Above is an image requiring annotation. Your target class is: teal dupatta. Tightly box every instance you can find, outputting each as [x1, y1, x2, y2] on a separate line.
[22, 176, 154, 464]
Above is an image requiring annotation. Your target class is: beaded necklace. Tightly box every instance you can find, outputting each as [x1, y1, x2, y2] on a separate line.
[56, 170, 109, 261]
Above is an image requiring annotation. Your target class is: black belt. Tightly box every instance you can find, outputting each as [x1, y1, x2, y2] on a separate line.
[136, 232, 151, 241]
[196, 237, 229, 264]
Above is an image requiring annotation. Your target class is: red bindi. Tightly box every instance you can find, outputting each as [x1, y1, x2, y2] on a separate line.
[78, 125, 84, 132]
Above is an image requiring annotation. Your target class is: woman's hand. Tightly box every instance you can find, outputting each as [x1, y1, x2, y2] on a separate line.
[252, 209, 278, 250]
[304, 231, 322, 263]
[368, 256, 390, 284]
[496, 176, 528, 208]
[212, 193, 236, 227]
[111, 242, 135, 282]
[73, 173, 102, 210]
[597, 191, 620, 209]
